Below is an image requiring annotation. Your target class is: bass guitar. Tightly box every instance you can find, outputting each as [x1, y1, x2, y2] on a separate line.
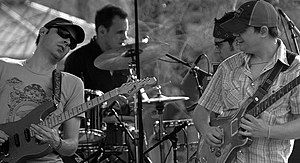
[196, 75, 300, 163]
[0, 77, 156, 163]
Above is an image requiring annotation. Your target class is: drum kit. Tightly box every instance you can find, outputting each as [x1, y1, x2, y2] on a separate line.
[71, 32, 209, 163]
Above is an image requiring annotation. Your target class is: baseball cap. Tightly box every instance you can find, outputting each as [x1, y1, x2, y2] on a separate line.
[221, 0, 279, 34]
[44, 17, 85, 48]
[213, 12, 236, 40]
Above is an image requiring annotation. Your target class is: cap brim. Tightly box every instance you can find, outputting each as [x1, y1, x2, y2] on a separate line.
[220, 18, 249, 34]
[63, 25, 85, 44]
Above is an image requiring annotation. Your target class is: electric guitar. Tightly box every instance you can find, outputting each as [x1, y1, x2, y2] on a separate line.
[0, 77, 157, 163]
[196, 75, 300, 163]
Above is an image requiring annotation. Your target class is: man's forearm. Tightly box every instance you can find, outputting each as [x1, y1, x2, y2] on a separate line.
[192, 104, 211, 134]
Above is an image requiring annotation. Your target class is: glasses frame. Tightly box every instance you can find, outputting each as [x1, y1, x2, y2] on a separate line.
[214, 39, 229, 48]
[53, 27, 77, 49]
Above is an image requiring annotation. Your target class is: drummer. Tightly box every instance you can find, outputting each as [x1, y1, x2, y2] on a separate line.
[64, 4, 132, 123]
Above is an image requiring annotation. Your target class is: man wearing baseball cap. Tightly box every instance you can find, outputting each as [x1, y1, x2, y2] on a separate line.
[0, 17, 85, 162]
[193, 1, 300, 162]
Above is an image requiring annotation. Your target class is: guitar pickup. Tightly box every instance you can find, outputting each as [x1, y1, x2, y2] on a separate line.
[13, 134, 20, 147]
[24, 128, 31, 142]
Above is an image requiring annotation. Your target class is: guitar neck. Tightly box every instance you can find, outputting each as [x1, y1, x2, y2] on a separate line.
[42, 88, 119, 128]
[247, 75, 300, 117]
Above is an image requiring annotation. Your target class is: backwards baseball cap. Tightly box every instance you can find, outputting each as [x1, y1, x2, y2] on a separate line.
[213, 12, 236, 40]
[221, 0, 279, 34]
[44, 17, 85, 49]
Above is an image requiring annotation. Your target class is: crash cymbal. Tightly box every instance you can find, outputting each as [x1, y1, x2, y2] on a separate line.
[142, 95, 189, 104]
[94, 41, 170, 70]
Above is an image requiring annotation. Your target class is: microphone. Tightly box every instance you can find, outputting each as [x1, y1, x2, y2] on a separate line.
[180, 54, 212, 85]
[278, 8, 300, 37]
[162, 121, 188, 141]
[165, 53, 212, 77]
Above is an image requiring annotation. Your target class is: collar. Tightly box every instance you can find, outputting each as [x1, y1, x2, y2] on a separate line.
[243, 39, 290, 69]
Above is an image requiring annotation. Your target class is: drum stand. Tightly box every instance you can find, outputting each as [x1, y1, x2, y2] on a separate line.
[154, 88, 167, 163]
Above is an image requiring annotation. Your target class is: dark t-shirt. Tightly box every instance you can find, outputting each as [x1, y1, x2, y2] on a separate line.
[64, 37, 129, 93]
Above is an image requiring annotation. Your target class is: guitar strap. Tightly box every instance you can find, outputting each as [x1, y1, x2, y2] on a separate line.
[245, 50, 296, 112]
[52, 69, 62, 107]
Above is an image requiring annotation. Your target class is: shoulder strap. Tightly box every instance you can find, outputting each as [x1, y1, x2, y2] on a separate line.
[246, 50, 297, 111]
[246, 60, 285, 112]
[52, 69, 62, 107]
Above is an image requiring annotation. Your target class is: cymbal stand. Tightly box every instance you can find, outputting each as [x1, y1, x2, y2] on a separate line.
[127, 55, 148, 162]
[155, 87, 167, 163]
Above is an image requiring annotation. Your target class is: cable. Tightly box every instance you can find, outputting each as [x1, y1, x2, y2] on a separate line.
[182, 127, 189, 162]
[163, 143, 173, 163]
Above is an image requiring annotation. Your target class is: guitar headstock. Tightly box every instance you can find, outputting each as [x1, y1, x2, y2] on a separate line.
[118, 77, 157, 96]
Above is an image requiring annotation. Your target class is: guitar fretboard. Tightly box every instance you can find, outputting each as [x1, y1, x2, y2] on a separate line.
[248, 75, 300, 117]
[43, 88, 119, 128]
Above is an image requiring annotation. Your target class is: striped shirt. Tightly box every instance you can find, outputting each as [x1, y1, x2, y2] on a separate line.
[198, 39, 300, 163]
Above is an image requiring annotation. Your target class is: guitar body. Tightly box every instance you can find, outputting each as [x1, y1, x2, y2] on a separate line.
[196, 97, 256, 163]
[0, 101, 55, 163]
[197, 115, 252, 163]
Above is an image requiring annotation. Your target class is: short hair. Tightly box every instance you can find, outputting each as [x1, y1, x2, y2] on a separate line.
[253, 26, 280, 38]
[95, 4, 128, 34]
[35, 29, 50, 46]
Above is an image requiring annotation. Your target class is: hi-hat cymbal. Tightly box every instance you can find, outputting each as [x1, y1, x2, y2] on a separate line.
[142, 95, 189, 104]
[94, 41, 170, 70]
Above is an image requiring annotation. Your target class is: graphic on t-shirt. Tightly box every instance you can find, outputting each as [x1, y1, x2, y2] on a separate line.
[6, 77, 51, 122]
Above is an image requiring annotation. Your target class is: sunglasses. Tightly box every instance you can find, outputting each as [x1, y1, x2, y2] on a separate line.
[54, 27, 77, 49]
[214, 39, 228, 48]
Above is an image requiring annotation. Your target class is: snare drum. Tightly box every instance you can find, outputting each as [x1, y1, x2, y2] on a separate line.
[77, 128, 105, 161]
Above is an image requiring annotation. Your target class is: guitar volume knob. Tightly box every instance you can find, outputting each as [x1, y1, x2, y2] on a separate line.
[215, 149, 222, 157]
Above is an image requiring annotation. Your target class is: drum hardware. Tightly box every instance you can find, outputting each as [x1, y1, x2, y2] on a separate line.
[150, 119, 200, 163]
[144, 121, 188, 163]
[143, 86, 189, 163]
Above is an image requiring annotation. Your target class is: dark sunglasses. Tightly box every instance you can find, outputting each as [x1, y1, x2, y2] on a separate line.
[55, 27, 77, 49]
[214, 39, 228, 48]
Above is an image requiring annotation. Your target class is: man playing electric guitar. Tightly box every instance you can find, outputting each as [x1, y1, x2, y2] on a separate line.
[0, 17, 86, 162]
[193, 1, 300, 163]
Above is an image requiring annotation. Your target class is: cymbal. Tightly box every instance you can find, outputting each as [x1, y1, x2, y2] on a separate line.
[94, 41, 170, 70]
[142, 95, 189, 104]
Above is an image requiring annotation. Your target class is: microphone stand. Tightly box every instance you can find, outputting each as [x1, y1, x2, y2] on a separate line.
[165, 54, 212, 99]
[278, 8, 300, 54]
[133, 0, 144, 162]
[143, 122, 188, 163]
